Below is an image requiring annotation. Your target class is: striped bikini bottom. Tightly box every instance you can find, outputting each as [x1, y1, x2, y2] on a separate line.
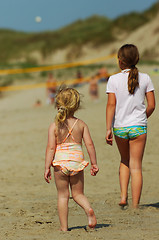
[113, 126, 147, 139]
[52, 143, 89, 176]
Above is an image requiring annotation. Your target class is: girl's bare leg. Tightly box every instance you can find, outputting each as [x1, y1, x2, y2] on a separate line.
[70, 171, 97, 228]
[54, 167, 70, 231]
[129, 134, 147, 208]
[115, 136, 130, 205]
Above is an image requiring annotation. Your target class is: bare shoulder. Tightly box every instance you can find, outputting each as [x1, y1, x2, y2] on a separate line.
[48, 122, 56, 132]
[77, 119, 89, 133]
[77, 119, 88, 128]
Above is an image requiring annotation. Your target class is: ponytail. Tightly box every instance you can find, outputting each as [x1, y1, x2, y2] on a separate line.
[55, 106, 67, 126]
[55, 87, 81, 127]
[128, 66, 139, 94]
[118, 44, 139, 94]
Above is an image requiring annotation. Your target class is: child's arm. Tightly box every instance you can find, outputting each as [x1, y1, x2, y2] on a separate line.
[106, 93, 116, 145]
[146, 91, 155, 118]
[83, 124, 99, 176]
[44, 122, 56, 183]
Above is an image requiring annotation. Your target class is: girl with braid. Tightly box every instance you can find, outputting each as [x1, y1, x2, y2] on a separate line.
[106, 44, 155, 208]
[44, 87, 99, 231]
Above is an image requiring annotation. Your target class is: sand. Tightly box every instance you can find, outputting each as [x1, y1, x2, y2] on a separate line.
[0, 66, 159, 240]
[27, 14, 159, 65]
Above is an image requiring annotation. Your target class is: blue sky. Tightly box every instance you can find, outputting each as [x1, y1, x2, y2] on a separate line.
[0, 0, 157, 32]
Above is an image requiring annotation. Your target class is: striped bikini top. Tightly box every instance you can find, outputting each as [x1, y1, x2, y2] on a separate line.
[53, 118, 86, 163]
[61, 118, 79, 144]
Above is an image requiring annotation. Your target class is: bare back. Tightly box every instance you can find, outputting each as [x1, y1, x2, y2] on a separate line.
[56, 117, 85, 145]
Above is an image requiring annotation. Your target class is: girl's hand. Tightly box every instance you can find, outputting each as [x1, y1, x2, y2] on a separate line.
[106, 129, 113, 145]
[44, 168, 52, 183]
[90, 164, 99, 176]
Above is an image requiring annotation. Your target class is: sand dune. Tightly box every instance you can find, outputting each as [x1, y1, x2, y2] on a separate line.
[47, 13, 159, 65]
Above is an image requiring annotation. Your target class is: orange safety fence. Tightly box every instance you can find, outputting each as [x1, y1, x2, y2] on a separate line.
[0, 73, 110, 92]
[0, 54, 116, 76]
[0, 53, 116, 92]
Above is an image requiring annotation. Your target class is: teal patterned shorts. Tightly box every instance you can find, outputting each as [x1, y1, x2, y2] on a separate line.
[113, 126, 147, 139]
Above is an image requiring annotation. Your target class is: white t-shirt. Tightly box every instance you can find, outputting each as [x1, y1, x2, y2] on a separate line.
[106, 69, 154, 127]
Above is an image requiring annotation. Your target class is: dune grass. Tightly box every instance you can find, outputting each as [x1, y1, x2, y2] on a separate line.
[0, 2, 159, 65]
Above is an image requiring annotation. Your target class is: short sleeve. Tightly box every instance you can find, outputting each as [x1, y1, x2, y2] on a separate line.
[146, 74, 154, 93]
[106, 76, 115, 93]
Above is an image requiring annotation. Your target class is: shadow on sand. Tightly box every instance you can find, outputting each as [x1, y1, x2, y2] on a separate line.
[69, 223, 110, 231]
[141, 202, 159, 209]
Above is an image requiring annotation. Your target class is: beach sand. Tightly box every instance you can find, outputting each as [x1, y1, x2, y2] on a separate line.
[0, 67, 159, 240]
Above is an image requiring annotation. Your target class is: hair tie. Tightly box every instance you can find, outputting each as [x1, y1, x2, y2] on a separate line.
[131, 65, 135, 69]
[58, 106, 66, 112]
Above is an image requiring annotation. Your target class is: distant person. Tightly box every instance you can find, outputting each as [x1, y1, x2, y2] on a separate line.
[44, 87, 99, 231]
[73, 70, 83, 87]
[76, 70, 83, 82]
[106, 44, 155, 208]
[46, 73, 57, 104]
[89, 75, 99, 101]
[33, 99, 42, 107]
[98, 67, 109, 82]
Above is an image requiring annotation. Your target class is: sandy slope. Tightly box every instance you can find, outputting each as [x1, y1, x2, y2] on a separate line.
[40, 13, 159, 65]
[8, 14, 159, 67]
[0, 65, 159, 240]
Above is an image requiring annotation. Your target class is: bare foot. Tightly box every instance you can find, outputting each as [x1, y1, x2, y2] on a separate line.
[119, 197, 128, 206]
[59, 228, 68, 232]
[132, 203, 139, 209]
[88, 208, 97, 229]
[59, 226, 68, 232]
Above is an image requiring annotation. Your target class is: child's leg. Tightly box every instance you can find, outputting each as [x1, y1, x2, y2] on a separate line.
[129, 134, 147, 208]
[115, 136, 130, 205]
[54, 167, 70, 231]
[70, 171, 97, 228]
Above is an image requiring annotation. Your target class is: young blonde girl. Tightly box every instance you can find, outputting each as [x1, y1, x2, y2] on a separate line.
[44, 87, 99, 231]
[106, 44, 155, 208]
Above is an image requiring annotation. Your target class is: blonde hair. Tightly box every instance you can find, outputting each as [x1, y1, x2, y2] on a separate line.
[118, 44, 139, 94]
[55, 87, 80, 126]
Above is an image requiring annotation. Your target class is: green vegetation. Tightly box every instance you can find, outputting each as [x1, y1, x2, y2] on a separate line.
[0, 2, 159, 65]
[113, 12, 149, 31]
[139, 59, 159, 65]
[113, 2, 159, 31]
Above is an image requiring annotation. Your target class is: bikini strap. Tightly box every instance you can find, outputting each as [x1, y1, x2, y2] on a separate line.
[63, 119, 78, 143]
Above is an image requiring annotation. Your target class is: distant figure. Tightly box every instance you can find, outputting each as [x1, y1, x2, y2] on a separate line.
[89, 75, 99, 101]
[44, 87, 99, 231]
[98, 67, 109, 82]
[34, 99, 42, 107]
[46, 73, 57, 104]
[73, 70, 83, 87]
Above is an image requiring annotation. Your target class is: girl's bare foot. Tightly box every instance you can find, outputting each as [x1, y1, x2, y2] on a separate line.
[59, 226, 68, 232]
[88, 208, 97, 229]
[60, 228, 68, 232]
[119, 197, 128, 206]
[132, 203, 139, 208]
